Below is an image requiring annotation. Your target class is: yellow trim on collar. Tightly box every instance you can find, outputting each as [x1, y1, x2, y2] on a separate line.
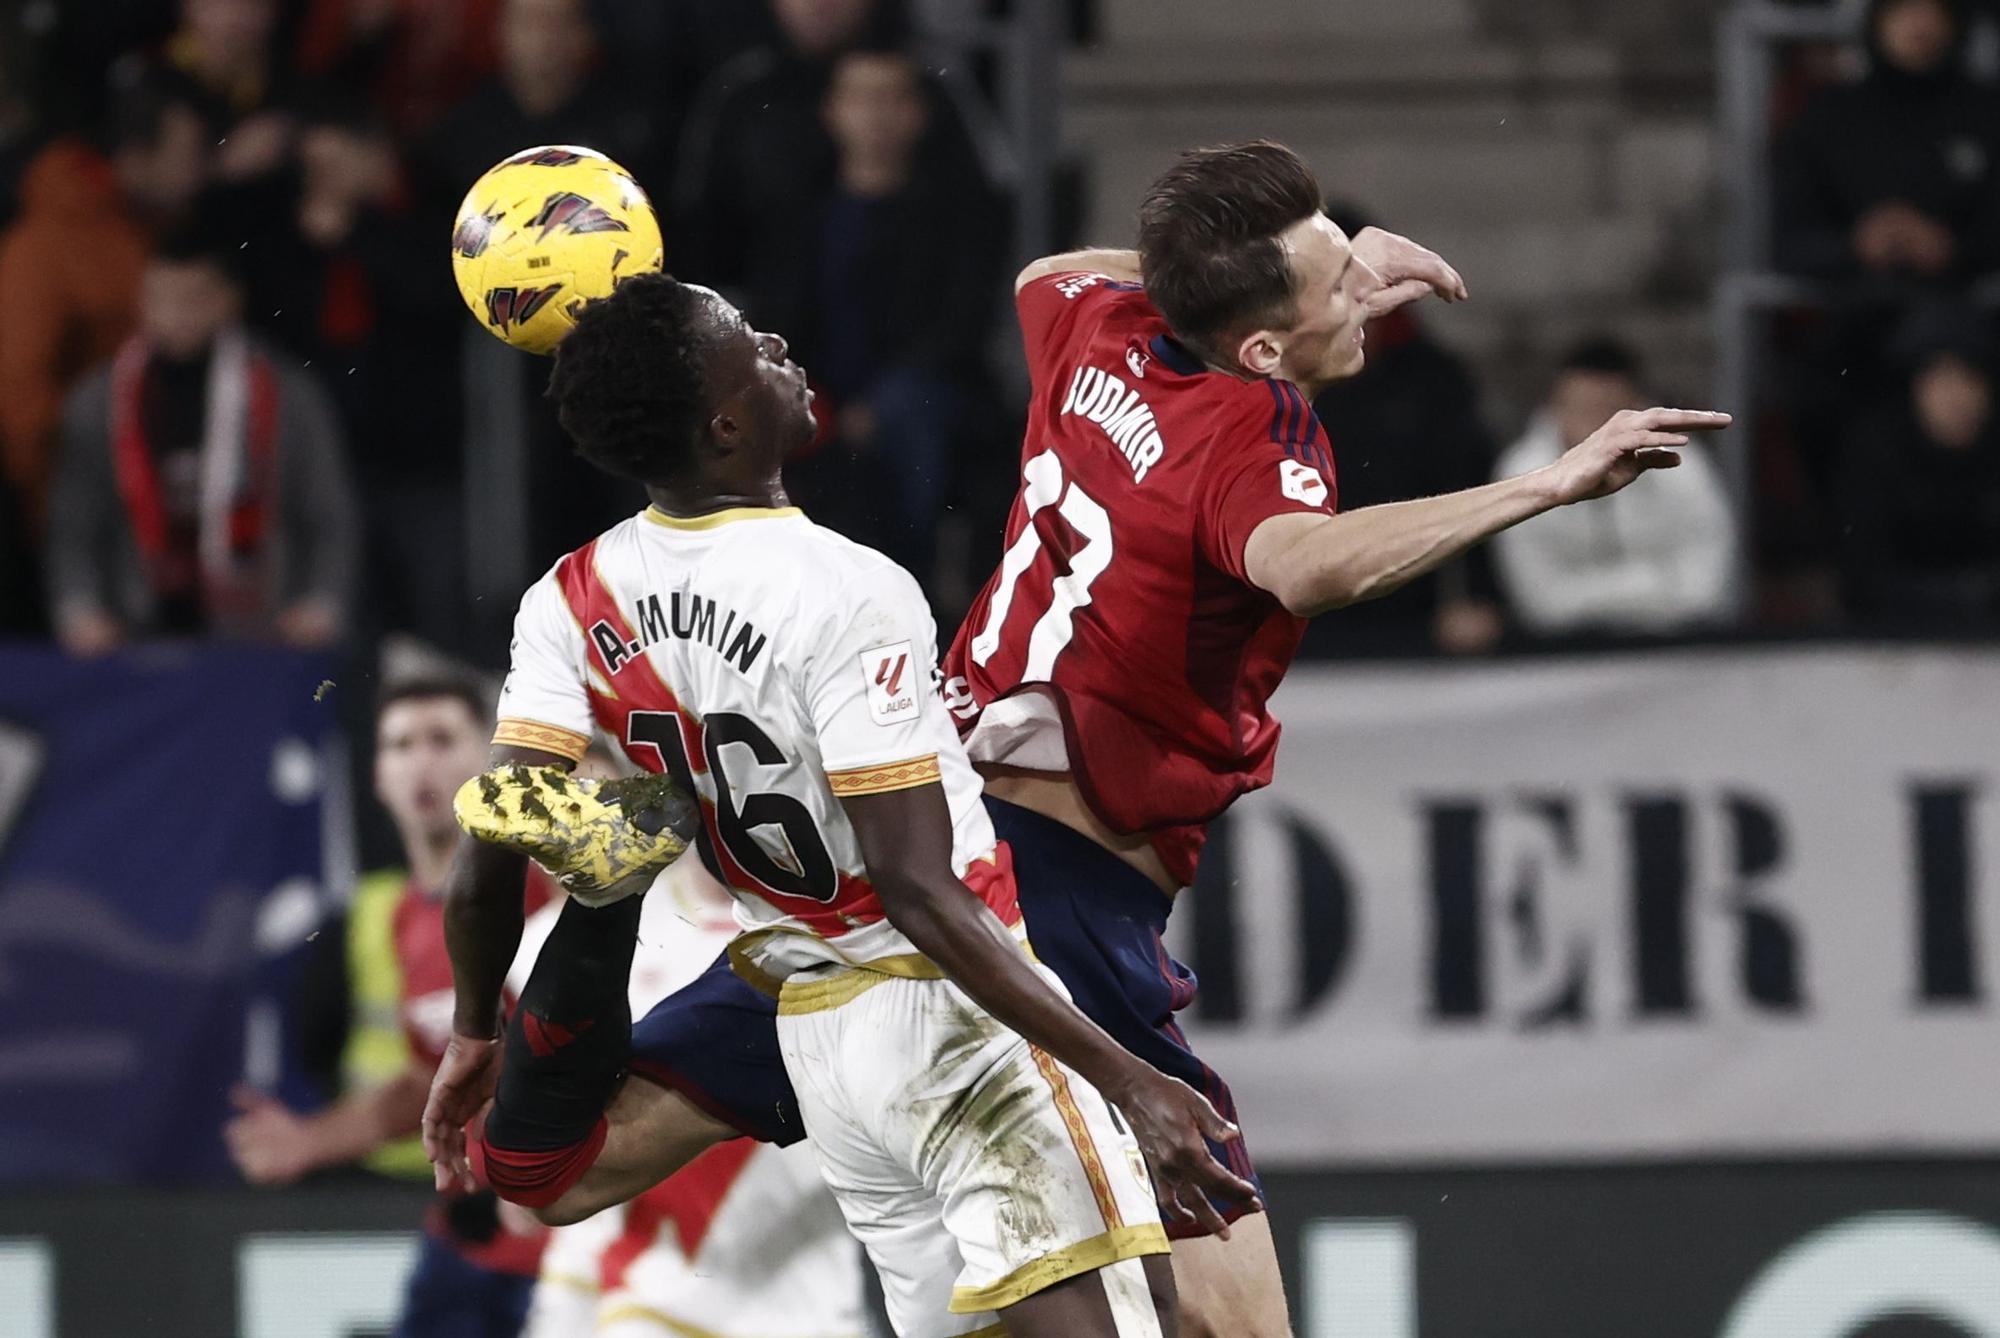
[643, 505, 802, 531]
[948, 1224, 1171, 1313]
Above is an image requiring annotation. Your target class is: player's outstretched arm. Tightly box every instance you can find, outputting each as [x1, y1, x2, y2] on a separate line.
[1015, 247, 1142, 292]
[1245, 406, 1732, 618]
[227, 1065, 431, 1185]
[843, 783, 1263, 1236]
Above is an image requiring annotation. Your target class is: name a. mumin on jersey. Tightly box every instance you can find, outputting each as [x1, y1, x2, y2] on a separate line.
[591, 592, 766, 676]
[1059, 363, 1165, 482]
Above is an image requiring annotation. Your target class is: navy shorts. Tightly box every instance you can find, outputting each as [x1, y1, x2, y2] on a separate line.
[990, 796, 1261, 1232]
[627, 948, 805, 1146]
[626, 796, 1259, 1232]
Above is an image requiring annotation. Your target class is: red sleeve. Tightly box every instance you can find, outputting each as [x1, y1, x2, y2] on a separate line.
[1015, 271, 1134, 370]
[1197, 381, 1339, 583]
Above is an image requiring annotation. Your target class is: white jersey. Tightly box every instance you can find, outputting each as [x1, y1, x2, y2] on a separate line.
[494, 504, 1016, 982]
[515, 865, 867, 1338]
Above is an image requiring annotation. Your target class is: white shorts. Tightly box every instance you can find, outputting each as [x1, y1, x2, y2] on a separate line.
[776, 962, 1169, 1337]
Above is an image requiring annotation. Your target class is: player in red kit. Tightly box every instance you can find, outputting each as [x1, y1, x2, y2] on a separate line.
[941, 140, 1730, 1335]
[228, 678, 555, 1338]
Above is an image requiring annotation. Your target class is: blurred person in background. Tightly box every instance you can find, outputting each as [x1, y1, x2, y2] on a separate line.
[229, 676, 551, 1338]
[1491, 338, 1738, 638]
[261, 96, 470, 649]
[45, 228, 357, 656]
[1773, 0, 2000, 282]
[1836, 303, 2000, 628]
[422, 0, 653, 202]
[295, 0, 502, 137]
[0, 77, 208, 536]
[160, 0, 296, 188]
[1306, 201, 1503, 657]
[673, 0, 992, 292]
[769, 48, 1005, 585]
[421, 0, 659, 566]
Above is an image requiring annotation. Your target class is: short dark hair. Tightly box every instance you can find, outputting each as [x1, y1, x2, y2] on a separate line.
[1137, 141, 1324, 361]
[546, 273, 716, 484]
[377, 676, 489, 728]
[1557, 336, 1643, 381]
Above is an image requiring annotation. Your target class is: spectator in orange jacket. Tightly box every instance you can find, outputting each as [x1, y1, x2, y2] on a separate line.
[0, 80, 209, 530]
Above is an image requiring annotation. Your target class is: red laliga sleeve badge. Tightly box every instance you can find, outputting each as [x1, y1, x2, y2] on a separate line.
[1279, 459, 1330, 507]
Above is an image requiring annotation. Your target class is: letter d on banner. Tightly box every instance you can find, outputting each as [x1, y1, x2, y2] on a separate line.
[1301, 1219, 1415, 1338]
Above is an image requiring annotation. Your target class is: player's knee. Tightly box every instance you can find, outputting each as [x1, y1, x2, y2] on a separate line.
[476, 1116, 609, 1218]
[528, 1185, 600, 1228]
[1171, 1228, 1289, 1338]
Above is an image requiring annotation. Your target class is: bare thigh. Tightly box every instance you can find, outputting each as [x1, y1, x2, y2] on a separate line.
[1170, 1214, 1291, 1338]
[535, 1073, 739, 1225]
[1000, 1254, 1178, 1338]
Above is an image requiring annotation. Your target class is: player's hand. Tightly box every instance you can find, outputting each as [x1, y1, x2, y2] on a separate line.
[224, 1085, 319, 1185]
[1103, 1065, 1262, 1238]
[1542, 406, 1731, 506]
[423, 1032, 501, 1193]
[56, 608, 122, 659]
[1350, 225, 1469, 319]
[277, 597, 344, 649]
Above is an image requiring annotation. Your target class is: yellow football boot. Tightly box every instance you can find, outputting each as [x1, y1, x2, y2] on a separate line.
[454, 764, 699, 907]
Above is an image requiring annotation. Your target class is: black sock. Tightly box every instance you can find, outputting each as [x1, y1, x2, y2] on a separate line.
[485, 894, 642, 1152]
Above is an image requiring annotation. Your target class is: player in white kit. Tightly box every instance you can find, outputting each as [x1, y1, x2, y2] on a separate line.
[423, 275, 1258, 1337]
[515, 859, 865, 1338]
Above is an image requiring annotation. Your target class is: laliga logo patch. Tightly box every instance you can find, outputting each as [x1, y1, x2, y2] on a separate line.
[1280, 459, 1328, 507]
[485, 283, 564, 332]
[529, 190, 632, 243]
[861, 641, 919, 726]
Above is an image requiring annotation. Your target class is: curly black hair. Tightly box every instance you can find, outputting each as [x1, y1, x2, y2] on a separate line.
[545, 273, 720, 484]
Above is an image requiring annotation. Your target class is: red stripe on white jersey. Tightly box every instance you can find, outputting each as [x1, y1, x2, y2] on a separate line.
[552, 542, 884, 938]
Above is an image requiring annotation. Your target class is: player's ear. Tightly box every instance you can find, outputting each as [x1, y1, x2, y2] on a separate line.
[1236, 329, 1284, 378]
[709, 408, 742, 452]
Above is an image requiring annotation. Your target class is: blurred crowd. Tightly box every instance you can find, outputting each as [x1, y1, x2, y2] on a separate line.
[0, 0, 1013, 661]
[1760, 0, 2000, 632]
[0, 0, 1995, 673]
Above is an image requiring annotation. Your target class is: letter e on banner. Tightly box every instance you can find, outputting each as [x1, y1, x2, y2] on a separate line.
[861, 641, 919, 726]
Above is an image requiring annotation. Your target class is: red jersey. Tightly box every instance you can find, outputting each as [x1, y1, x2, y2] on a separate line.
[390, 870, 553, 1066]
[391, 871, 553, 1276]
[944, 273, 1338, 886]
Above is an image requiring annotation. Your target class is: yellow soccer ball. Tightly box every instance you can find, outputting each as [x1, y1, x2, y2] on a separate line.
[449, 145, 663, 355]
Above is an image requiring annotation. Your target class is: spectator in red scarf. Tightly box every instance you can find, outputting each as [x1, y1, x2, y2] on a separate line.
[45, 228, 358, 657]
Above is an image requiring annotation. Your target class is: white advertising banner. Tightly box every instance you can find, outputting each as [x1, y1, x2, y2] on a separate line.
[1166, 646, 2000, 1165]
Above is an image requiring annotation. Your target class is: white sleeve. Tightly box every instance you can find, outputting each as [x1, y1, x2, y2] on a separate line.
[802, 562, 957, 797]
[492, 564, 595, 763]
